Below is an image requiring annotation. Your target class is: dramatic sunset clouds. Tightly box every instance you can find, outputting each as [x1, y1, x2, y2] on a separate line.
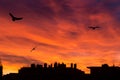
[0, 0, 120, 74]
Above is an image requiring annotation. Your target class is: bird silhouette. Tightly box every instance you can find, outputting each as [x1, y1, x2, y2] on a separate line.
[31, 47, 36, 52]
[88, 26, 100, 30]
[9, 13, 23, 21]
[30, 46, 38, 52]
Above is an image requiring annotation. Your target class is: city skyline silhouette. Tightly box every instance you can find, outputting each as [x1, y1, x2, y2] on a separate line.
[1, 62, 120, 80]
[0, 0, 120, 76]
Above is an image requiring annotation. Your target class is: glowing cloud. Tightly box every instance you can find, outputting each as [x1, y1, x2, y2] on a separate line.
[0, 0, 120, 74]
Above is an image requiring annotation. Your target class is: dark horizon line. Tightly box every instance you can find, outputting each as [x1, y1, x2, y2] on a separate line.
[1, 62, 119, 75]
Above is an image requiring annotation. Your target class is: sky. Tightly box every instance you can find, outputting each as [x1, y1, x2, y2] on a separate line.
[0, 0, 120, 75]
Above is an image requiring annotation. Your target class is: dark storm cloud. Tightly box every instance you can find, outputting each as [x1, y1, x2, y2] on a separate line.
[0, 52, 43, 64]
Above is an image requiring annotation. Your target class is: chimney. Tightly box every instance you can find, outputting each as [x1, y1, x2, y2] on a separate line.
[71, 63, 73, 68]
[31, 64, 36, 68]
[44, 63, 47, 68]
[74, 63, 77, 69]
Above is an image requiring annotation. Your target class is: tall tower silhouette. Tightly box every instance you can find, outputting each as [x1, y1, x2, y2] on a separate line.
[0, 58, 3, 80]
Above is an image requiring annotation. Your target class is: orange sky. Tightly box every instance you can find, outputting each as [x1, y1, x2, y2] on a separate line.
[0, 0, 120, 75]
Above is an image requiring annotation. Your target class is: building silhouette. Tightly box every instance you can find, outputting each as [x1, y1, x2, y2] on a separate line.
[2, 73, 18, 80]
[18, 62, 85, 80]
[87, 64, 120, 80]
[0, 59, 3, 80]
[2, 63, 120, 80]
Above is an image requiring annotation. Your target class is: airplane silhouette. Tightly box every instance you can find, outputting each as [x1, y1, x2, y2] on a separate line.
[88, 26, 100, 30]
[9, 13, 23, 21]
